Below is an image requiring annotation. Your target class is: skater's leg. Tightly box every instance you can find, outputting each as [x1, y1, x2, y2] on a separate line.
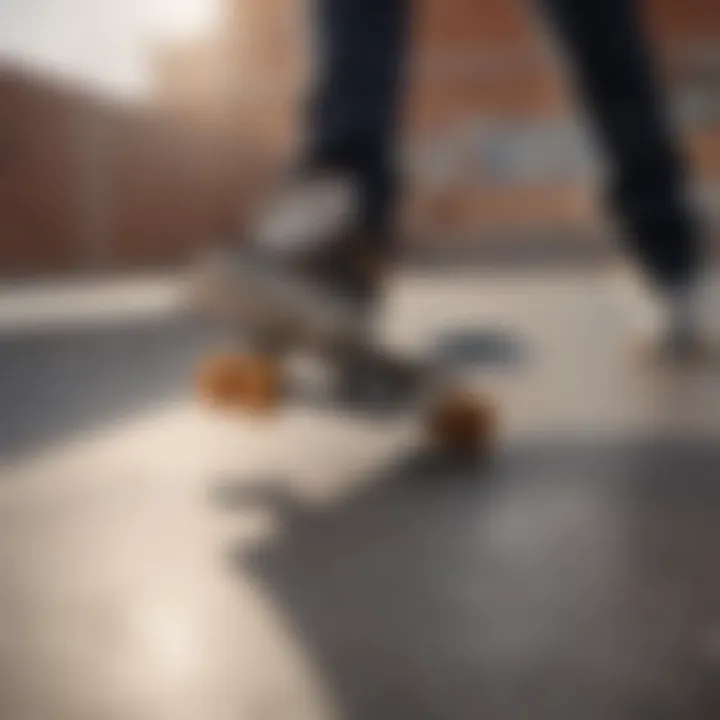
[537, 0, 702, 292]
[305, 0, 411, 242]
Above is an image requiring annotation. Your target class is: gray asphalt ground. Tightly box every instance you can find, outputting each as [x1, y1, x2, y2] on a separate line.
[1, 269, 720, 720]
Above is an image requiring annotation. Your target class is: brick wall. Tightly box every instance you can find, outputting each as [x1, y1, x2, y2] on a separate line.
[2, 1, 720, 273]
[0, 69, 84, 271]
[0, 66, 249, 274]
[404, 0, 720, 248]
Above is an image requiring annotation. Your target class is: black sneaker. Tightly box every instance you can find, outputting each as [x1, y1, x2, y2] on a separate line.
[250, 170, 403, 407]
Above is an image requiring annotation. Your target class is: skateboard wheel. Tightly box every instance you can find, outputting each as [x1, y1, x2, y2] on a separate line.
[426, 390, 497, 456]
[196, 353, 282, 413]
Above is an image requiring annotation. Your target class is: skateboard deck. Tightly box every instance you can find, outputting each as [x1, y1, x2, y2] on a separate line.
[187, 251, 497, 456]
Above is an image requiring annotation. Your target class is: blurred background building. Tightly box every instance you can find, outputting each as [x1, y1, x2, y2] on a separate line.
[2, 0, 720, 273]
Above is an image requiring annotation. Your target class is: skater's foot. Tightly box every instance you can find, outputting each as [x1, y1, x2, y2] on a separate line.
[640, 280, 717, 368]
[250, 169, 391, 303]
[251, 170, 361, 263]
[212, 168, 400, 408]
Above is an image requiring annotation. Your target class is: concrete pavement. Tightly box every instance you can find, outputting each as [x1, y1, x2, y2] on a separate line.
[1, 269, 720, 719]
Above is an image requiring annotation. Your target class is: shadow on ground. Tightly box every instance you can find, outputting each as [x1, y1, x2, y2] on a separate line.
[0, 317, 207, 461]
[219, 438, 720, 720]
[430, 327, 529, 369]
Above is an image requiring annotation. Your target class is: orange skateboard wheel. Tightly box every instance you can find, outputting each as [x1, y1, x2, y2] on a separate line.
[196, 353, 282, 413]
[426, 389, 498, 456]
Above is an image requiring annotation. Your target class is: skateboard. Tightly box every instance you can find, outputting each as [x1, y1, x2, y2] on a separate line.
[187, 251, 498, 457]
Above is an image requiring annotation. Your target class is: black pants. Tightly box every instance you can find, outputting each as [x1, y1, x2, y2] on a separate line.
[305, 0, 700, 290]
